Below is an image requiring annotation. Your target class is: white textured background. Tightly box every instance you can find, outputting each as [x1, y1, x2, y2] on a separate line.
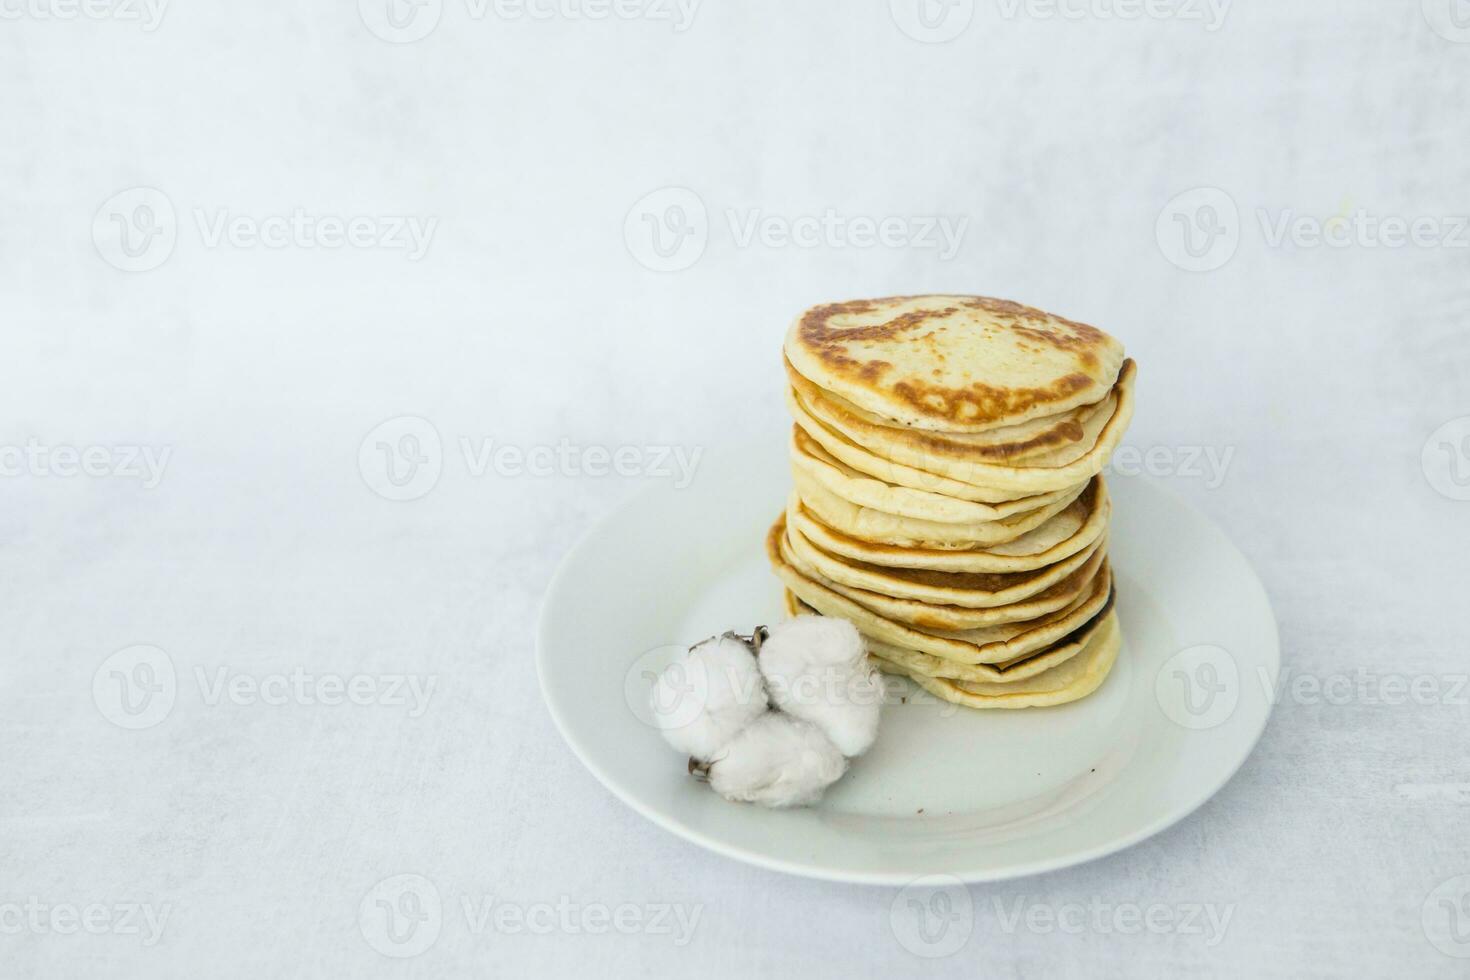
[5, 0, 1470, 976]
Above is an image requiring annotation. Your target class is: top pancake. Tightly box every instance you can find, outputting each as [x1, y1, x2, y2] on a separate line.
[785, 295, 1126, 432]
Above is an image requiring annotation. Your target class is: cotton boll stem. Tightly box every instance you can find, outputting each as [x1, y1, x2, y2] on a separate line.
[727, 626, 769, 655]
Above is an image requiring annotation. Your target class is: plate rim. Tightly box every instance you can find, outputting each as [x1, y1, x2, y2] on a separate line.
[536, 472, 1280, 886]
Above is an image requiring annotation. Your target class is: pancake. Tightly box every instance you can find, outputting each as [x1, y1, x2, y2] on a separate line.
[786, 385, 1071, 502]
[786, 355, 1111, 457]
[767, 514, 1114, 665]
[789, 425, 1076, 524]
[790, 536, 1107, 631]
[772, 296, 1134, 712]
[784, 295, 1126, 433]
[786, 509, 1107, 609]
[793, 540, 1105, 631]
[784, 590, 1118, 686]
[786, 478, 1109, 573]
[792, 468, 1086, 549]
[876, 611, 1122, 709]
[795, 374, 1119, 467]
[790, 359, 1137, 494]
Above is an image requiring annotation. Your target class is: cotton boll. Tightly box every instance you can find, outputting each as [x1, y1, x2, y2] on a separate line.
[761, 615, 866, 670]
[758, 615, 882, 757]
[706, 712, 847, 808]
[650, 634, 768, 762]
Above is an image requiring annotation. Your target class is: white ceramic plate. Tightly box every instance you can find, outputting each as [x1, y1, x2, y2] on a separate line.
[537, 446, 1279, 885]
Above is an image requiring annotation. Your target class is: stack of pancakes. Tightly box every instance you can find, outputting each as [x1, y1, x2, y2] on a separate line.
[766, 295, 1136, 709]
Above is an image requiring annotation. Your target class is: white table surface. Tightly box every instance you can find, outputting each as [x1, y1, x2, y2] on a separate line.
[5, 2, 1470, 976]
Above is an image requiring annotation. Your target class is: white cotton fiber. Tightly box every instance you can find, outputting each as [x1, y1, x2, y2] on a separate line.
[706, 712, 847, 808]
[758, 615, 882, 757]
[650, 634, 768, 762]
